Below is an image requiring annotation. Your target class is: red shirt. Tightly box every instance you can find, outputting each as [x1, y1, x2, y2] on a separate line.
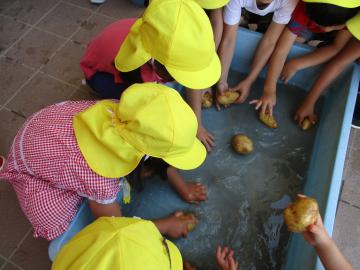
[291, 1, 325, 33]
[80, 18, 158, 84]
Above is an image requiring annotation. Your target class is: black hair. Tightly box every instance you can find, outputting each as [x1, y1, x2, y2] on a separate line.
[305, 3, 359, 27]
[126, 157, 170, 191]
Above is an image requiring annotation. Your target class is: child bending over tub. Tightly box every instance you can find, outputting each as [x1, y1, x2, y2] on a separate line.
[80, 0, 221, 152]
[213, 0, 298, 109]
[0, 83, 205, 241]
[252, 0, 359, 115]
[294, 13, 360, 127]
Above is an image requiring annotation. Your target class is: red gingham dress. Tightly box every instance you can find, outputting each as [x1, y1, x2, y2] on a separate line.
[0, 101, 123, 240]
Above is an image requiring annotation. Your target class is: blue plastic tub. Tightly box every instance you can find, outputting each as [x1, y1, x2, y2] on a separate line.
[48, 28, 359, 269]
[230, 28, 359, 270]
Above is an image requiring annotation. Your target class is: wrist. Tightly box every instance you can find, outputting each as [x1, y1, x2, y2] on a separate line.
[153, 218, 169, 235]
[314, 234, 333, 250]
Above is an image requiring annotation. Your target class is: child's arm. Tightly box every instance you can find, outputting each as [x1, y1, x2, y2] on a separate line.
[166, 166, 207, 203]
[210, 8, 224, 50]
[216, 23, 239, 108]
[89, 200, 122, 218]
[186, 89, 215, 152]
[294, 38, 360, 124]
[153, 211, 197, 238]
[281, 30, 352, 83]
[232, 22, 286, 103]
[304, 214, 354, 270]
[250, 27, 297, 115]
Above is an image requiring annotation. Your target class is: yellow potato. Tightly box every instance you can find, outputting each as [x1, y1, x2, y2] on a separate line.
[179, 213, 197, 232]
[259, 112, 278, 129]
[283, 197, 319, 232]
[202, 92, 213, 108]
[231, 134, 254, 154]
[217, 91, 239, 105]
[301, 118, 313, 131]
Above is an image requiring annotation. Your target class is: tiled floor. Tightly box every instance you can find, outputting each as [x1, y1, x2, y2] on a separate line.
[0, 1, 359, 269]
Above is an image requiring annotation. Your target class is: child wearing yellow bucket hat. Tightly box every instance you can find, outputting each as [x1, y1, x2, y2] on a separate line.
[52, 217, 183, 270]
[53, 217, 241, 270]
[250, 0, 359, 116]
[80, 0, 222, 152]
[0, 83, 205, 241]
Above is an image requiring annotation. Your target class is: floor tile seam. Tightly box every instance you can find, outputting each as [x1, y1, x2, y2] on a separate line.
[1, 1, 63, 57]
[37, 6, 99, 73]
[0, 1, 18, 16]
[61, 0, 102, 12]
[340, 199, 360, 210]
[2, 70, 40, 108]
[1, 260, 24, 270]
[37, 70, 80, 90]
[6, 228, 32, 263]
[94, 8, 125, 21]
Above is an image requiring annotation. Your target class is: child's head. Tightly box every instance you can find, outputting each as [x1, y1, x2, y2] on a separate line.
[305, 3, 359, 31]
[151, 59, 175, 83]
[127, 157, 169, 191]
[52, 217, 183, 270]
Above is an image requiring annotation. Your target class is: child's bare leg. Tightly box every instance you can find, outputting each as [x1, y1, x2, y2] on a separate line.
[167, 166, 208, 203]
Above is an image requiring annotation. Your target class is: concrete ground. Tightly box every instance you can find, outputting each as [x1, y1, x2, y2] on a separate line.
[0, 0, 359, 269]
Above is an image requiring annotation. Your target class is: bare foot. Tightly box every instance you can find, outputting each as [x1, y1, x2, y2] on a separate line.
[179, 182, 208, 203]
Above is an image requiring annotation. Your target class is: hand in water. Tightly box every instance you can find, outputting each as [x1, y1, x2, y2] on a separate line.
[197, 125, 215, 152]
[178, 182, 208, 204]
[216, 246, 239, 270]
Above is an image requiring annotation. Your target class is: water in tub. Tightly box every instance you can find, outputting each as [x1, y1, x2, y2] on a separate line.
[122, 70, 323, 269]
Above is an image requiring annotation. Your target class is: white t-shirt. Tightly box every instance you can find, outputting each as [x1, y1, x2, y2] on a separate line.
[224, 0, 298, 25]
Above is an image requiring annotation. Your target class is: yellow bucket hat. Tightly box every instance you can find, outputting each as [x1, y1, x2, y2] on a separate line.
[52, 217, 182, 270]
[303, 0, 360, 8]
[73, 83, 206, 178]
[196, 0, 230, 9]
[347, 13, 360, 40]
[115, 0, 221, 90]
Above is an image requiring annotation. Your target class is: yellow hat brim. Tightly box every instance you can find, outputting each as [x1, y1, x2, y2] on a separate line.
[303, 0, 360, 8]
[166, 52, 221, 90]
[163, 137, 206, 170]
[196, 0, 229, 9]
[347, 13, 360, 40]
[166, 240, 183, 270]
[115, 18, 151, 72]
[73, 100, 145, 178]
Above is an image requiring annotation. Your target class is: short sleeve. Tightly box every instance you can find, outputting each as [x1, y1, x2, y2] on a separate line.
[224, 0, 243, 25]
[347, 12, 360, 41]
[63, 151, 122, 204]
[272, 0, 298, 25]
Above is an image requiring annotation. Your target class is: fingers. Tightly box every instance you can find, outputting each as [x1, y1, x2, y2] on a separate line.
[309, 114, 318, 125]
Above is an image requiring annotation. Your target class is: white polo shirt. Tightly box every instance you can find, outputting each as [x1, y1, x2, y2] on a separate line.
[224, 0, 298, 25]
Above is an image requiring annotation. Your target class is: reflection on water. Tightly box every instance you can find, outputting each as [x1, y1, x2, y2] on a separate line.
[123, 71, 321, 269]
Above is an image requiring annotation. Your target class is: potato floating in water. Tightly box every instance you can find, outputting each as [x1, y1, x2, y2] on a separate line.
[259, 112, 278, 129]
[283, 196, 319, 232]
[231, 134, 254, 154]
[301, 118, 313, 131]
[217, 91, 239, 105]
[202, 92, 213, 108]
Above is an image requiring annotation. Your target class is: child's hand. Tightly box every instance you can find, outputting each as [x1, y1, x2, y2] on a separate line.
[197, 125, 215, 152]
[249, 89, 276, 115]
[216, 246, 239, 270]
[303, 213, 331, 247]
[216, 81, 229, 110]
[231, 79, 252, 103]
[179, 182, 208, 204]
[294, 101, 317, 126]
[297, 194, 331, 248]
[281, 59, 300, 84]
[160, 212, 198, 239]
